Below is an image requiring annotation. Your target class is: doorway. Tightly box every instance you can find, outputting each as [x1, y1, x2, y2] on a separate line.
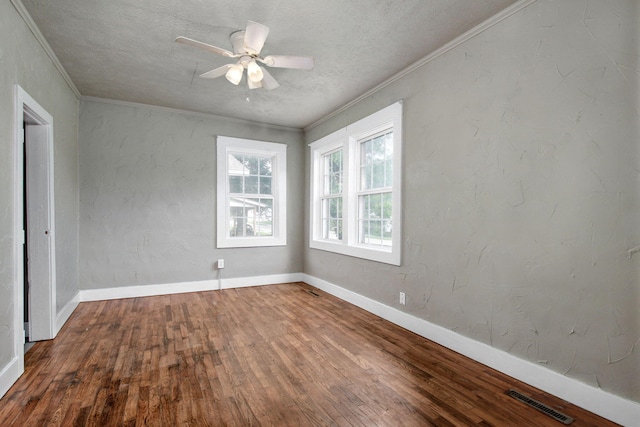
[14, 85, 57, 350]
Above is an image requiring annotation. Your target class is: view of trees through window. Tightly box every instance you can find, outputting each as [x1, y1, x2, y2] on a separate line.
[358, 130, 393, 246]
[319, 130, 394, 246]
[322, 149, 343, 240]
[228, 153, 274, 238]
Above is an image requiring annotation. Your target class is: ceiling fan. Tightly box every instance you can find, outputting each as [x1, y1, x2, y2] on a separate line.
[176, 21, 314, 90]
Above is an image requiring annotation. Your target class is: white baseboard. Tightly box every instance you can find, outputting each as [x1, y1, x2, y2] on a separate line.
[0, 356, 22, 400]
[79, 273, 304, 302]
[302, 274, 640, 427]
[56, 292, 80, 336]
[221, 273, 303, 289]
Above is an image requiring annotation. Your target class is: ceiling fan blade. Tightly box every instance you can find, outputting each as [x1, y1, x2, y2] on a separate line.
[259, 67, 280, 90]
[243, 21, 269, 55]
[175, 36, 235, 57]
[199, 64, 233, 79]
[261, 55, 314, 70]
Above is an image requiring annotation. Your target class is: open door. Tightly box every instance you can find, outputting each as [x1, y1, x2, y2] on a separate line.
[24, 122, 56, 341]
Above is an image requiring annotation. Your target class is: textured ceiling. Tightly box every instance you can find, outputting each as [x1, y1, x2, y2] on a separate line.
[21, 0, 516, 129]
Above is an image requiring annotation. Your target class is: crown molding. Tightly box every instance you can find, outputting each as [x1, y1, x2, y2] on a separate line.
[304, 0, 538, 132]
[81, 96, 303, 133]
[11, 0, 82, 99]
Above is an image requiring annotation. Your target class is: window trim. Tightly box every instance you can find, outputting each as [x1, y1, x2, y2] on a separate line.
[309, 101, 402, 265]
[217, 136, 287, 248]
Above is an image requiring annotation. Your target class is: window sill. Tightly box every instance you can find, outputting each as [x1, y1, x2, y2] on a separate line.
[309, 239, 400, 266]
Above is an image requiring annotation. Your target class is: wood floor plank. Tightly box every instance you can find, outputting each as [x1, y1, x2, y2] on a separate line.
[0, 282, 619, 426]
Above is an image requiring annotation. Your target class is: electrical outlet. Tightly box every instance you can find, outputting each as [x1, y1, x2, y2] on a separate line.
[399, 292, 406, 305]
[217, 259, 225, 269]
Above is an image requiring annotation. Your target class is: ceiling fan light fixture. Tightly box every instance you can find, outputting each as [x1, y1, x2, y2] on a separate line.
[247, 77, 262, 90]
[225, 63, 244, 85]
[247, 60, 264, 83]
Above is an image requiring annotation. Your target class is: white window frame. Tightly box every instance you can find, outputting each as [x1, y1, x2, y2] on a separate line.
[217, 136, 287, 248]
[309, 101, 402, 265]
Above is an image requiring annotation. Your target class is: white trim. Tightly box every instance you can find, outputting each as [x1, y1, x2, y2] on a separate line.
[302, 274, 640, 426]
[55, 292, 80, 335]
[0, 357, 22, 400]
[304, 0, 538, 132]
[11, 90, 25, 399]
[79, 274, 303, 302]
[222, 273, 303, 289]
[10, 0, 81, 99]
[82, 97, 302, 134]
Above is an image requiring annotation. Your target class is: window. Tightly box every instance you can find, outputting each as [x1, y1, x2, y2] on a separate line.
[217, 136, 287, 248]
[309, 101, 402, 265]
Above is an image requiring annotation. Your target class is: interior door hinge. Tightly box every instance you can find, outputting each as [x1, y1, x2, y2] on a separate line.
[21, 129, 25, 144]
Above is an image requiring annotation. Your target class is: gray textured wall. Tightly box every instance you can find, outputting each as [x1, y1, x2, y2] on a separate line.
[0, 1, 79, 368]
[79, 100, 304, 289]
[305, 0, 640, 402]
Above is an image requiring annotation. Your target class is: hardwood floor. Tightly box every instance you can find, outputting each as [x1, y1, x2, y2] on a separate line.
[0, 282, 617, 426]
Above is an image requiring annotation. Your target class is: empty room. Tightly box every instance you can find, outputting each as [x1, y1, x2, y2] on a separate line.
[0, 0, 638, 425]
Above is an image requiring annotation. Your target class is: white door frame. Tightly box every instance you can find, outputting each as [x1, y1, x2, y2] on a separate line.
[12, 84, 57, 359]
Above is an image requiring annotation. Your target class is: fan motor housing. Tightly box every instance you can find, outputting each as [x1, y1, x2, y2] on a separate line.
[230, 30, 247, 55]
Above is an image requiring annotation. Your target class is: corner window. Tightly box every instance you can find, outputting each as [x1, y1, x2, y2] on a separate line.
[217, 136, 287, 248]
[309, 101, 402, 265]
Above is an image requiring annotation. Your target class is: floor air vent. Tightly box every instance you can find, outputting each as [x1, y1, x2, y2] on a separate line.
[306, 289, 320, 297]
[506, 389, 574, 425]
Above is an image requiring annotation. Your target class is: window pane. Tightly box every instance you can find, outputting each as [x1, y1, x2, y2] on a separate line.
[245, 197, 260, 236]
[361, 194, 369, 219]
[245, 176, 259, 194]
[260, 177, 272, 195]
[362, 139, 372, 165]
[373, 134, 385, 161]
[371, 220, 382, 243]
[373, 162, 385, 188]
[361, 164, 372, 190]
[229, 175, 243, 193]
[245, 156, 260, 175]
[229, 202, 247, 237]
[324, 150, 343, 196]
[383, 192, 392, 219]
[383, 220, 392, 243]
[360, 130, 393, 191]
[228, 197, 276, 237]
[257, 198, 273, 236]
[321, 196, 342, 240]
[370, 194, 382, 218]
[385, 158, 393, 187]
[260, 158, 272, 176]
[385, 132, 393, 157]
[330, 172, 342, 194]
[358, 193, 392, 246]
[328, 219, 342, 240]
[360, 220, 384, 245]
[330, 197, 341, 219]
[321, 199, 330, 239]
[331, 151, 342, 173]
[229, 154, 247, 175]
[359, 220, 369, 244]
